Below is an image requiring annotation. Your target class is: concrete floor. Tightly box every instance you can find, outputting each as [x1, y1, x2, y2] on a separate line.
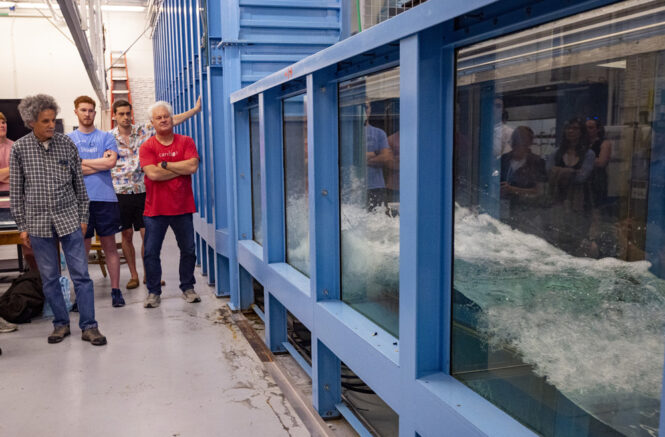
[0, 232, 312, 437]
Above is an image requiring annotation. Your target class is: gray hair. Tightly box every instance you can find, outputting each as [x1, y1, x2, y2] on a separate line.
[18, 94, 60, 128]
[148, 101, 173, 119]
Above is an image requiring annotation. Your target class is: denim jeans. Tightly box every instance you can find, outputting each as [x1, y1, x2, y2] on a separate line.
[30, 228, 97, 331]
[143, 213, 196, 295]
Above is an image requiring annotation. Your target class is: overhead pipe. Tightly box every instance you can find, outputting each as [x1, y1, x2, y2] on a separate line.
[56, 0, 108, 108]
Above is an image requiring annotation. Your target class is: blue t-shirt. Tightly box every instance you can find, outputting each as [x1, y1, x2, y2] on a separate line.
[68, 129, 119, 202]
[365, 124, 389, 190]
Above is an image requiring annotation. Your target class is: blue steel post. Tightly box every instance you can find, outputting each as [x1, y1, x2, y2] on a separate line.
[397, 27, 447, 436]
[307, 69, 342, 417]
[218, 0, 242, 298]
[187, 0, 213, 286]
[307, 70, 340, 303]
[266, 292, 287, 353]
[193, 0, 205, 268]
[172, 0, 181, 116]
[185, 0, 204, 233]
[260, 89, 285, 265]
[237, 265, 254, 311]
[234, 105, 251, 243]
[312, 339, 341, 419]
[175, 0, 184, 123]
[258, 88, 286, 348]
[201, 0, 225, 280]
[233, 104, 254, 306]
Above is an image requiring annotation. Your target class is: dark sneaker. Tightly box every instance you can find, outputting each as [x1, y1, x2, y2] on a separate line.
[82, 327, 107, 346]
[182, 289, 201, 303]
[143, 293, 161, 308]
[111, 289, 125, 308]
[48, 325, 71, 344]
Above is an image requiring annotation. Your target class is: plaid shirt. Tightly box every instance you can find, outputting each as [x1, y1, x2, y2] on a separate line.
[10, 132, 89, 237]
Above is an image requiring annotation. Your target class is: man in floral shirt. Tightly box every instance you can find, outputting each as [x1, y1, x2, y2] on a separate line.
[110, 97, 201, 289]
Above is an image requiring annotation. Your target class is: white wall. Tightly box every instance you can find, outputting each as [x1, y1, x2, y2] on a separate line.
[0, 9, 155, 134]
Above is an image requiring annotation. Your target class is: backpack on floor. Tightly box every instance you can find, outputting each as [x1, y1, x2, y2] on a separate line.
[0, 269, 44, 324]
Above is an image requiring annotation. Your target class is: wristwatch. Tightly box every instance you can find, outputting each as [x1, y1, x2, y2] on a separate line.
[161, 161, 168, 169]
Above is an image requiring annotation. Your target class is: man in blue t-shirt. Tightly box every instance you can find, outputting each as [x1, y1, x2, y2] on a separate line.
[68, 95, 125, 308]
[364, 101, 393, 211]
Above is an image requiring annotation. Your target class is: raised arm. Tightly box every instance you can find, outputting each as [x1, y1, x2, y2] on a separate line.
[173, 96, 202, 126]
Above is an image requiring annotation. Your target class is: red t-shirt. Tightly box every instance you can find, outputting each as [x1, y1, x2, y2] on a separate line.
[139, 134, 200, 216]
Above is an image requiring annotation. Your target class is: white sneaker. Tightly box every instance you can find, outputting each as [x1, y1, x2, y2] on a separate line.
[143, 293, 161, 308]
[0, 316, 17, 333]
[182, 289, 201, 303]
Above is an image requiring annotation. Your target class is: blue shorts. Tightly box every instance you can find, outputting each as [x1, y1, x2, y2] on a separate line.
[85, 201, 122, 239]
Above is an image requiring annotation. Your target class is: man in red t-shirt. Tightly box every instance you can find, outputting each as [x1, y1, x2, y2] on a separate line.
[139, 101, 201, 308]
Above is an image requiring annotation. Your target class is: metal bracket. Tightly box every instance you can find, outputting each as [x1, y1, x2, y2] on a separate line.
[208, 37, 223, 68]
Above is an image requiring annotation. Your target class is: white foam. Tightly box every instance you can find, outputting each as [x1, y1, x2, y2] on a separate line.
[454, 205, 665, 412]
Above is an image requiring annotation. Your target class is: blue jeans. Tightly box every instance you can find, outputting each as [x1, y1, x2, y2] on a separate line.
[30, 229, 97, 331]
[143, 214, 196, 295]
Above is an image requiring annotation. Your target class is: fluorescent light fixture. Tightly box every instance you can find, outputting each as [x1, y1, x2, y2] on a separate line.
[597, 60, 627, 69]
[101, 5, 145, 12]
[11, 2, 50, 9]
[0, 2, 145, 12]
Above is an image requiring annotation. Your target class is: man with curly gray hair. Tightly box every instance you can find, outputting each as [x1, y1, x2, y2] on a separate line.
[10, 94, 107, 346]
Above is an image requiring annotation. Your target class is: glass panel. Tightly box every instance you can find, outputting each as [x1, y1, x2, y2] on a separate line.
[452, 2, 665, 436]
[339, 67, 400, 337]
[283, 94, 309, 275]
[250, 107, 262, 245]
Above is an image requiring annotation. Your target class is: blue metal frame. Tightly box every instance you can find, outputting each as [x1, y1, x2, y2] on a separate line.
[153, 0, 342, 302]
[154, 0, 665, 435]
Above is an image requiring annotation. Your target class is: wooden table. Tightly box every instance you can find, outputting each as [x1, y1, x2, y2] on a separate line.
[0, 229, 24, 273]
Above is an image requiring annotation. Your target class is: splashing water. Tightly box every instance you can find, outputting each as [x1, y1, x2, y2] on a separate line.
[284, 181, 400, 301]
[454, 204, 665, 434]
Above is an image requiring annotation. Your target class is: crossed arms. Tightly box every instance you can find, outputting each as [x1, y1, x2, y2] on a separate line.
[81, 150, 118, 175]
[143, 158, 199, 181]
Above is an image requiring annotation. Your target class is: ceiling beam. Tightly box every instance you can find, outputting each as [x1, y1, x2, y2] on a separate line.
[56, 0, 108, 108]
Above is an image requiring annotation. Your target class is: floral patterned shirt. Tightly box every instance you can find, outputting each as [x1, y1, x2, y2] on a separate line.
[110, 123, 155, 194]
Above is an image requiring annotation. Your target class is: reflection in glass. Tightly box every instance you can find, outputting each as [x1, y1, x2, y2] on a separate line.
[249, 107, 262, 245]
[339, 67, 400, 337]
[283, 94, 309, 275]
[452, 2, 665, 435]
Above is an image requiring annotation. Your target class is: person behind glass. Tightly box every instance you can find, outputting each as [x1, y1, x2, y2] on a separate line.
[68, 96, 124, 308]
[585, 118, 611, 210]
[139, 101, 201, 309]
[0, 112, 38, 273]
[493, 98, 514, 158]
[584, 117, 616, 258]
[110, 97, 201, 290]
[364, 101, 393, 211]
[546, 117, 595, 254]
[500, 126, 547, 233]
[10, 94, 106, 345]
[384, 129, 400, 205]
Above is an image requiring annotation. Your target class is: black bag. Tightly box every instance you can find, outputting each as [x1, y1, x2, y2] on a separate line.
[0, 269, 44, 323]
